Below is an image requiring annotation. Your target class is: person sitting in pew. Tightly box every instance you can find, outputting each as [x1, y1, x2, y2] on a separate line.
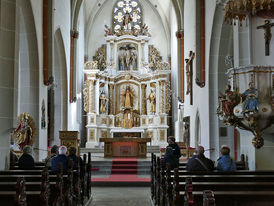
[18, 145, 34, 169]
[164, 146, 179, 169]
[67, 146, 82, 169]
[51, 145, 68, 171]
[186, 146, 214, 171]
[45, 145, 58, 167]
[216, 145, 236, 171]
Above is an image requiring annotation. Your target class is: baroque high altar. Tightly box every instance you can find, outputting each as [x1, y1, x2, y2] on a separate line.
[83, 23, 171, 148]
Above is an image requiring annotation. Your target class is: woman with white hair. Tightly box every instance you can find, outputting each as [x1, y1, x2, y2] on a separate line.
[18, 145, 34, 169]
[51, 145, 68, 171]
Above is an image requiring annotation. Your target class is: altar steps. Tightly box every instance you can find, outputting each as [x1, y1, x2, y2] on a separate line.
[91, 158, 151, 186]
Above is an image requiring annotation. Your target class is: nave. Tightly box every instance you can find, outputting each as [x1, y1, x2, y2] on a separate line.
[89, 187, 151, 206]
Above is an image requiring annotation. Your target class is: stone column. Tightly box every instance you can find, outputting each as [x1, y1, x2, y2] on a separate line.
[141, 84, 147, 115]
[88, 79, 94, 113]
[109, 84, 114, 115]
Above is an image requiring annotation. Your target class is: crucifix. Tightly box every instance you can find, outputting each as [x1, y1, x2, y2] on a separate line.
[257, 20, 274, 56]
[185, 51, 195, 105]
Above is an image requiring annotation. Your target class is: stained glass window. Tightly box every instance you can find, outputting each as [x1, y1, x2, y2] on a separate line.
[113, 0, 142, 31]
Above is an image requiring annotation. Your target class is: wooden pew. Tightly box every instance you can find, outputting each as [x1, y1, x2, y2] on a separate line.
[0, 169, 50, 206]
[173, 169, 274, 206]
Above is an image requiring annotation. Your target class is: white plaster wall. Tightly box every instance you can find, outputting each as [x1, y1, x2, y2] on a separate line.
[87, 0, 169, 62]
[30, 0, 48, 161]
[52, 0, 71, 131]
[183, 0, 217, 158]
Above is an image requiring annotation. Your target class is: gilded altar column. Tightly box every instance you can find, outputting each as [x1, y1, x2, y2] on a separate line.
[141, 84, 147, 115]
[88, 79, 94, 113]
[160, 80, 165, 114]
[109, 84, 114, 115]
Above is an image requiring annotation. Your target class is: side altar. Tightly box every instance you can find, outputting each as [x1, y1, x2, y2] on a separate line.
[83, 11, 171, 150]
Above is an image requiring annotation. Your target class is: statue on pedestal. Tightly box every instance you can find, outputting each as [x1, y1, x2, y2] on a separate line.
[147, 89, 156, 114]
[13, 113, 36, 150]
[122, 86, 134, 108]
[100, 91, 109, 114]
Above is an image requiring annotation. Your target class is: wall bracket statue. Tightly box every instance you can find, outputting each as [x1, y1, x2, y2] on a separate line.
[13, 113, 36, 150]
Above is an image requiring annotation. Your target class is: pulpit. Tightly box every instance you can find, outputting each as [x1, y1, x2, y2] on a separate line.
[100, 138, 151, 158]
[59, 131, 79, 154]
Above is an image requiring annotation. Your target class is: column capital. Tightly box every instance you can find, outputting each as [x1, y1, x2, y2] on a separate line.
[71, 29, 79, 39]
[176, 30, 184, 39]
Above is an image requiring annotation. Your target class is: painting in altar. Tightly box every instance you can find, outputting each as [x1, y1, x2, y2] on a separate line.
[118, 44, 138, 71]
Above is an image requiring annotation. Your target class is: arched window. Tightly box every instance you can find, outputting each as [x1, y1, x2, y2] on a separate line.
[113, 0, 142, 31]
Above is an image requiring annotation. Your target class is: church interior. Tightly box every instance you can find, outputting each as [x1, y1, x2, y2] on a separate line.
[0, 0, 274, 205]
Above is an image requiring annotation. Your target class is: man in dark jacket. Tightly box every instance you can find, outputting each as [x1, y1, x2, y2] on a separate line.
[167, 136, 182, 159]
[18, 145, 34, 169]
[186, 146, 214, 171]
[51, 145, 68, 171]
[164, 146, 179, 169]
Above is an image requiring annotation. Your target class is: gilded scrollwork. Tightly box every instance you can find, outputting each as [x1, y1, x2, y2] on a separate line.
[141, 84, 147, 115]
[85, 61, 98, 70]
[109, 84, 114, 115]
[166, 82, 172, 113]
[93, 45, 107, 70]
[160, 81, 165, 113]
[83, 81, 89, 112]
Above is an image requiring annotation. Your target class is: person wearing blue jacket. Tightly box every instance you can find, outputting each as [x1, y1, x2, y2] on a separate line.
[217, 145, 236, 171]
[51, 145, 68, 171]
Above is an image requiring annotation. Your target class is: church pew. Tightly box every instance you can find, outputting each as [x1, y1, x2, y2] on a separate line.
[172, 169, 274, 206]
[0, 169, 50, 206]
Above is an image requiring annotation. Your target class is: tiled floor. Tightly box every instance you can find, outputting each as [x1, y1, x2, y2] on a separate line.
[89, 187, 151, 206]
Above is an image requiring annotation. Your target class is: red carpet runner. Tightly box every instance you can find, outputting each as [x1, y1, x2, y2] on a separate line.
[91, 158, 150, 182]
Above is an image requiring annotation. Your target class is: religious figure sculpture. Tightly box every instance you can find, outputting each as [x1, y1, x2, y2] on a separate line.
[257, 20, 274, 56]
[99, 91, 109, 114]
[242, 82, 259, 114]
[13, 113, 34, 150]
[147, 89, 156, 114]
[218, 85, 238, 116]
[123, 12, 132, 30]
[119, 53, 125, 70]
[122, 86, 134, 108]
[104, 25, 113, 36]
[130, 50, 137, 70]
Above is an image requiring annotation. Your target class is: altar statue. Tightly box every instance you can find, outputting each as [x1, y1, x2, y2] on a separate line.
[130, 50, 137, 70]
[100, 91, 109, 114]
[13, 113, 34, 150]
[242, 82, 259, 114]
[122, 86, 134, 108]
[147, 89, 156, 113]
[123, 12, 132, 30]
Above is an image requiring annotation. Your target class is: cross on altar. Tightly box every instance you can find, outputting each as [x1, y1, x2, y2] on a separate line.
[257, 20, 274, 56]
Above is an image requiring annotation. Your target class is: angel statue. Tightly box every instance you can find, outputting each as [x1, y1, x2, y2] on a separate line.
[13, 113, 35, 150]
